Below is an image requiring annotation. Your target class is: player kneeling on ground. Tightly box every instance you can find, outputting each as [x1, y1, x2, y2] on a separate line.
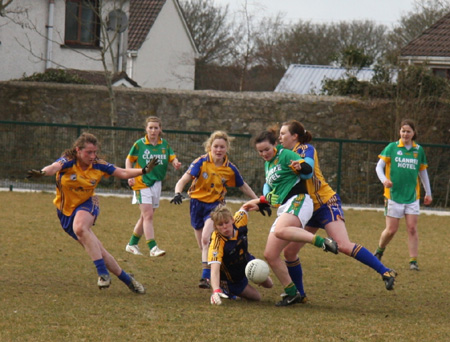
[208, 199, 273, 305]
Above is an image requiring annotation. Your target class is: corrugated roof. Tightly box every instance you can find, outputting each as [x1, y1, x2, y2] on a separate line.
[128, 0, 166, 51]
[274, 64, 375, 95]
[400, 12, 450, 57]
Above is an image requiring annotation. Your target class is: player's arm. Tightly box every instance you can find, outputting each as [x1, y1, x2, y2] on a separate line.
[113, 157, 159, 179]
[125, 157, 136, 186]
[239, 181, 258, 199]
[171, 172, 192, 204]
[419, 169, 432, 205]
[209, 262, 228, 305]
[376, 159, 392, 188]
[171, 157, 182, 170]
[27, 161, 62, 178]
[241, 197, 272, 217]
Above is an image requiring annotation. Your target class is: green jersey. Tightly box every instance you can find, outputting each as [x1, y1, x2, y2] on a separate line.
[379, 139, 428, 204]
[127, 135, 176, 189]
[265, 147, 303, 205]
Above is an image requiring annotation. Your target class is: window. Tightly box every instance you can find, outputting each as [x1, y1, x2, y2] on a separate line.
[65, 0, 100, 47]
[432, 68, 450, 80]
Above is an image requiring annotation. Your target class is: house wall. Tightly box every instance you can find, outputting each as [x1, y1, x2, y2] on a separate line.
[130, 0, 195, 90]
[0, 0, 127, 81]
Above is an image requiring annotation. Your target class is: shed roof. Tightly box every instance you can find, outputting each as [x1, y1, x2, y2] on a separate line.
[400, 12, 450, 57]
[274, 64, 375, 95]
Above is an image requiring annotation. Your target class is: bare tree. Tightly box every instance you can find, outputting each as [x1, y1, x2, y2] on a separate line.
[0, 0, 13, 16]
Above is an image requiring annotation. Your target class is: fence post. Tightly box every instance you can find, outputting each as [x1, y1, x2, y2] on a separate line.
[337, 141, 343, 195]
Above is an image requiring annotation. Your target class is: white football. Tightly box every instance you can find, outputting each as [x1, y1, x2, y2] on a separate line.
[245, 258, 269, 284]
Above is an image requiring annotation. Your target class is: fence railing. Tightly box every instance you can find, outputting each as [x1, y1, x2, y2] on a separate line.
[1, 120, 449, 208]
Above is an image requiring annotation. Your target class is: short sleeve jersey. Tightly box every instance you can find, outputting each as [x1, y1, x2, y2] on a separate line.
[293, 143, 336, 211]
[379, 139, 428, 204]
[126, 136, 177, 189]
[54, 156, 116, 216]
[186, 153, 244, 203]
[208, 210, 252, 283]
[265, 147, 303, 205]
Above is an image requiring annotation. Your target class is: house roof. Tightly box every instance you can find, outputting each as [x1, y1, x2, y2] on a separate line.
[274, 64, 375, 95]
[400, 12, 450, 57]
[128, 0, 167, 51]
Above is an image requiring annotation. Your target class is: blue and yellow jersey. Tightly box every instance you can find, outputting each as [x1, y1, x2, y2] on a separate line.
[127, 136, 177, 189]
[208, 210, 252, 283]
[379, 140, 428, 204]
[186, 153, 244, 203]
[293, 142, 336, 211]
[53, 156, 116, 216]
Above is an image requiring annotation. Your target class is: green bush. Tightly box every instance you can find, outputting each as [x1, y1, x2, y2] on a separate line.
[18, 69, 90, 84]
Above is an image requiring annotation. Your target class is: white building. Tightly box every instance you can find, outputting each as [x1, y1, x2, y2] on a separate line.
[0, 0, 197, 89]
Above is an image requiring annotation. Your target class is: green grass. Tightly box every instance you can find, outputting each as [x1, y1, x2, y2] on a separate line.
[1, 192, 449, 342]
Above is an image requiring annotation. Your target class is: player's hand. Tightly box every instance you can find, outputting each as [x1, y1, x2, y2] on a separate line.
[142, 157, 160, 175]
[257, 202, 272, 217]
[266, 190, 279, 206]
[210, 289, 228, 305]
[26, 169, 45, 179]
[170, 192, 184, 205]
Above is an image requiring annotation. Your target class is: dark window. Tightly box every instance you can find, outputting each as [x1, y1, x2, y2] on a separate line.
[432, 68, 450, 80]
[65, 0, 100, 47]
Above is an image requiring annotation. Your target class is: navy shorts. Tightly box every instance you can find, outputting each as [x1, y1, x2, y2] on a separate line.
[224, 254, 255, 296]
[57, 197, 99, 240]
[189, 198, 221, 230]
[306, 194, 345, 229]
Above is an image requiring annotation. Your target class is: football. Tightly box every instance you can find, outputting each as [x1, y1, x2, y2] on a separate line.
[245, 258, 270, 284]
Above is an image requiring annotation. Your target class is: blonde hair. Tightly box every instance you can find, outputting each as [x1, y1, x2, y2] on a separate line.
[210, 205, 233, 227]
[203, 130, 234, 153]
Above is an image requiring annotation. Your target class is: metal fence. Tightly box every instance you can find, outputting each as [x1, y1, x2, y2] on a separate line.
[1, 120, 449, 208]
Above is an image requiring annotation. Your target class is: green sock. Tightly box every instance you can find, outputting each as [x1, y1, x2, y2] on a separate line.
[284, 282, 298, 296]
[129, 233, 141, 246]
[312, 235, 325, 248]
[147, 239, 157, 250]
[409, 257, 418, 264]
[376, 247, 385, 255]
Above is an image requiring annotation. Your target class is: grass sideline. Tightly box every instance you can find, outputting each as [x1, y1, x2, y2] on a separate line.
[1, 191, 449, 342]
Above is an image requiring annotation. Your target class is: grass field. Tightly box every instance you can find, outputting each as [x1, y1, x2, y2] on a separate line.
[1, 191, 449, 342]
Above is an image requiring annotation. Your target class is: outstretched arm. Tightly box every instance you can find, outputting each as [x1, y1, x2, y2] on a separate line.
[239, 182, 258, 199]
[27, 161, 63, 178]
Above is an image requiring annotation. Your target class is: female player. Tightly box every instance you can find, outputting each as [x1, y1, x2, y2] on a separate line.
[254, 128, 339, 306]
[374, 119, 432, 270]
[26, 132, 155, 293]
[125, 116, 181, 257]
[170, 131, 262, 289]
[208, 199, 273, 305]
[278, 119, 397, 295]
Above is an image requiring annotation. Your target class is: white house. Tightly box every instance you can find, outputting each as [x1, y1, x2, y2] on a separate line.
[399, 12, 450, 79]
[0, 0, 197, 89]
[127, 0, 198, 89]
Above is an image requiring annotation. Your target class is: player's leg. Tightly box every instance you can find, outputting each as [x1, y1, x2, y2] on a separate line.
[405, 213, 419, 270]
[199, 218, 215, 288]
[239, 284, 262, 301]
[283, 241, 307, 297]
[98, 239, 146, 294]
[375, 216, 400, 259]
[264, 232, 303, 305]
[125, 215, 144, 255]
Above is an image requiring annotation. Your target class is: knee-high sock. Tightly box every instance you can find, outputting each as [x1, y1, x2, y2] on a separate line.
[286, 258, 305, 296]
[352, 244, 389, 274]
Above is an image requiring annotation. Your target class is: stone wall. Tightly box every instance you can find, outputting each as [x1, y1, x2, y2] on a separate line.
[0, 81, 399, 141]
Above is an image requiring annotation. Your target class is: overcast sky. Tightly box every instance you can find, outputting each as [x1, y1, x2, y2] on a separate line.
[214, 0, 416, 26]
